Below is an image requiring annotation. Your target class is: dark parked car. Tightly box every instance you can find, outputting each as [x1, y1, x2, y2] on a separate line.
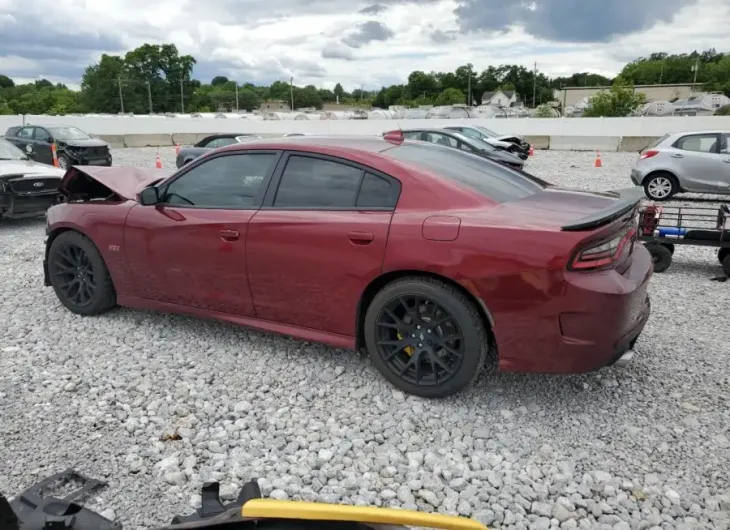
[0, 138, 64, 220]
[176, 133, 262, 168]
[444, 125, 531, 160]
[44, 134, 651, 398]
[394, 128, 525, 170]
[4, 125, 111, 170]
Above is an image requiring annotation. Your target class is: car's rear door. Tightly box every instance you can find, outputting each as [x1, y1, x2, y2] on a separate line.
[719, 133, 730, 194]
[669, 133, 725, 192]
[246, 152, 400, 337]
[9, 126, 35, 157]
[123, 150, 281, 316]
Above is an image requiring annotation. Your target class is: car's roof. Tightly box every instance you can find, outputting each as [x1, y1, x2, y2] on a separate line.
[223, 135, 401, 153]
[401, 128, 463, 134]
[665, 130, 730, 136]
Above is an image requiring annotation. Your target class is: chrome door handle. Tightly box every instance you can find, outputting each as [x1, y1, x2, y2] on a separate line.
[670, 154, 684, 158]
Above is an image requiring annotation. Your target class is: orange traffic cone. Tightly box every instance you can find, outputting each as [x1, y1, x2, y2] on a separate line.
[594, 150, 602, 168]
[51, 143, 60, 167]
[175, 143, 180, 155]
[528, 145, 535, 157]
[155, 153, 162, 169]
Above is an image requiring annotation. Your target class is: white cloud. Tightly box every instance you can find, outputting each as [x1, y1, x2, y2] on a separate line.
[0, 0, 728, 90]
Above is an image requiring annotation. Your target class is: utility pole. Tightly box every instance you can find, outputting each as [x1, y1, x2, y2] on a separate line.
[235, 82, 239, 113]
[180, 75, 185, 113]
[691, 58, 699, 92]
[467, 65, 472, 106]
[117, 76, 125, 114]
[532, 62, 537, 108]
[146, 81, 153, 114]
[290, 77, 294, 111]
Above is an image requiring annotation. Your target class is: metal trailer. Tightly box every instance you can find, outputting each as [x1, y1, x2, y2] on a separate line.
[638, 203, 730, 276]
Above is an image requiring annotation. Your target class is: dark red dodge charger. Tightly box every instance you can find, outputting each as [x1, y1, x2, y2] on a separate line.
[43, 134, 652, 397]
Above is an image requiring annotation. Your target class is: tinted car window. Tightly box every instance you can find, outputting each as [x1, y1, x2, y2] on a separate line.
[458, 128, 483, 140]
[274, 155, 363, 208]
[385, 143, 545, 203]
[17, 127, 33, 139]
[47, 126, 91, 140]
[356, 173, 399, 208]
[721, 134, 730, 154]
[163, 153, 276, 208]
[34, 128, 52, 142]
[675, 134, 719, 153]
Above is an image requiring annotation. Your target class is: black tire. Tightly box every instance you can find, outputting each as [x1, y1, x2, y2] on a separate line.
[722, 254, 730, 278]
[663, 243, 675, 255]
[48, 231, 117, 315]
[364, 276, 492, 398]
[718, 248, 730, 265]
[643, 172, 678, 201]
[645, 243, 672, 273]
[57, 154, 72, 171]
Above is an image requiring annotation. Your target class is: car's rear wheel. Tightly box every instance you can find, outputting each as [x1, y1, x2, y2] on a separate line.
[364, 277, 492, 398]
[643, 172, 678, 201]
[48, 231, 116, 315]
[718, 248, 730, 265]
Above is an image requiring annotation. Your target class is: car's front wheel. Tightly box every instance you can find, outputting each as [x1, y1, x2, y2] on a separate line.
[364, 276, 492, 398]
[643, 172, 678, 201]
[48, 231, 117, 315]
[57, 154, 71, 170]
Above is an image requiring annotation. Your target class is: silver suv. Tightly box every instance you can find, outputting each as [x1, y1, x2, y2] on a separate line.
[630, 130, 730, 200]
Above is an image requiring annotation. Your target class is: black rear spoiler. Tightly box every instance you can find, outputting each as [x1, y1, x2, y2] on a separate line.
[561, 187, 644, 232]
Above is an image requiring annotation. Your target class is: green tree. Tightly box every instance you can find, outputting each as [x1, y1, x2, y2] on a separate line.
[534, 103, 554, 118]
[211, 76, 229, 86]
[333, 83, 345, 101]
[435, 88, 465, 106]
[715, 105, 730, 116]
[0, 75, 14, 89]
[583, 76, 647, 117]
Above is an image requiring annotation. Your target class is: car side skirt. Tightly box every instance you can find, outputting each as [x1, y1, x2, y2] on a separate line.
[117, 295, 356, 350]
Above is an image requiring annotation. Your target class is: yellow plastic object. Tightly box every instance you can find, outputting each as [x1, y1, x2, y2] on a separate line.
[241, 499, 488, 530]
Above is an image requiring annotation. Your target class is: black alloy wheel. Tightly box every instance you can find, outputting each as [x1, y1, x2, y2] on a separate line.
[48, 231, 116, 315]
[364, 277, 491, 398]
[375, 295, 465, 387]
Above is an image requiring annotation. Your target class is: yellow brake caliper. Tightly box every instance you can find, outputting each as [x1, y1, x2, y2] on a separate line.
[398, 332, 415, 356]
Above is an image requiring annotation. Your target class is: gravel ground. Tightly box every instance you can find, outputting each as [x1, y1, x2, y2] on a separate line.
[1, 148, 729, 530]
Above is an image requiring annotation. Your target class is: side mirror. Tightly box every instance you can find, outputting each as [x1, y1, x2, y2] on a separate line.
[138, 186, 159, 206]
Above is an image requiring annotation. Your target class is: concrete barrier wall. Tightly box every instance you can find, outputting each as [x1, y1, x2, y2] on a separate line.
[3, 114, 730, 137]
[89, 133, 669, 152]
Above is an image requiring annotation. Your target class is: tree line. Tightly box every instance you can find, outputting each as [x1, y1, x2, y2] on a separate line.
[1, 45, 728, 117]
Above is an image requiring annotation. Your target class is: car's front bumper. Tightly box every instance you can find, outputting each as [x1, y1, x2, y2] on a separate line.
[0, 191, 59, 219]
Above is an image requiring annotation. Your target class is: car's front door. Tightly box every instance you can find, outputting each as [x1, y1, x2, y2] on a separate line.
[32, 127, 55, 165]
[246, 152, 400, 337]
[123, 150, 281, 316]
[670, 133, 725, 192]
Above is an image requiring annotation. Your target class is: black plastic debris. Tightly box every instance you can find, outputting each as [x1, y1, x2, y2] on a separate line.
[3, 468, 120, 530]
[170, 480, 262, 525]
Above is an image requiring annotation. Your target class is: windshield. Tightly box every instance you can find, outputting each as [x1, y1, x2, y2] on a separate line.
[453, 132, 498, 152]
[0, 138, 27, 160]
[48, 126, 91, 141]
[475, 126, 499, 137]
[384, 142, 545, 203]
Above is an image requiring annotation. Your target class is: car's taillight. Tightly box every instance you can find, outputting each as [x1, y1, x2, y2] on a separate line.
[569, 224, 637, 271]
[640, 149, 659, 160]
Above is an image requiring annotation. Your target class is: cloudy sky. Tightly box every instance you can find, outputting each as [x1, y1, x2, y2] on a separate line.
[1, 0, 729, 90]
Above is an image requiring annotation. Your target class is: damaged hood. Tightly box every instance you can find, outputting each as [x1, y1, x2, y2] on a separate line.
[0, 159, 66, 178]
[61, 166, 174, 201]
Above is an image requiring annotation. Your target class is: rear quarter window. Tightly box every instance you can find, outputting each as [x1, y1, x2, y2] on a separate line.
[384, 143, 545, 203]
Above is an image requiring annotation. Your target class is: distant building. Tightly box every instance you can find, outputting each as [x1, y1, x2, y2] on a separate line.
[480, 90, 520, 108]
[555, 83, 697, 108]
[260, 100, 290, 111]
[322, 103, 370, 112]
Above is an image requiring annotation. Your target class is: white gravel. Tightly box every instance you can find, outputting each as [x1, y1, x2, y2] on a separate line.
[1, 148, 729, 530]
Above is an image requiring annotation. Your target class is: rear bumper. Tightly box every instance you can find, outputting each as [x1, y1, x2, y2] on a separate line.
[479, 245, 653, 374]
[630, 169, 642, 186]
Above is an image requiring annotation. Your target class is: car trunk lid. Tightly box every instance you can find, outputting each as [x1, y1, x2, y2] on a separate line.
[59, 166, 172, 201]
